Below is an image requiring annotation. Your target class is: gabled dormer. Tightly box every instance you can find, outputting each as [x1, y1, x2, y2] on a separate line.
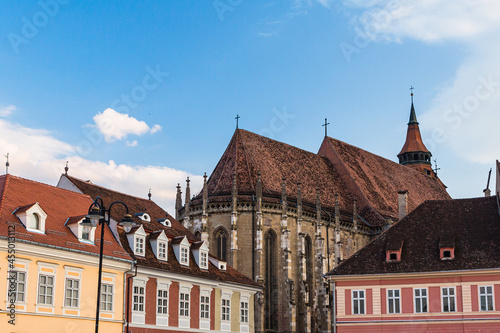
[150, 230, 169, 261]
[14, 202, 47, 234]
[191, 241, 209, 270]
[386, 239, 403, 262]
[66, 215, 96, 243]
[172, 236, 190, 267]
[127, 224, 147, 257]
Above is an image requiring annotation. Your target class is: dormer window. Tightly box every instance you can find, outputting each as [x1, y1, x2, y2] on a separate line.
[135, 213, 151, 223]
[82, 227, 90, 241]
[150, 230, 169, 261]
[172, 236, 190, 267]
[386, 239, 403, 263]
[15, 203, 47, 234]
[157, 218, 171, 227]
[192, 241, 209, 270]
[439, 235, 455, 260]
[127, 225, 147, 257]
[440, 247, 455, 260]
[158, 242, 167, 259]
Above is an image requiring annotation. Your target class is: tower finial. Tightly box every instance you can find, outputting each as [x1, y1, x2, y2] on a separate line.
[148, 188, 152, 200]
[322, 118, 330, 137]
[64, 161, 69, 175]
[410, 86, 414, 104]
[5, 153, 9, 174]
[235, 114, 240, 129]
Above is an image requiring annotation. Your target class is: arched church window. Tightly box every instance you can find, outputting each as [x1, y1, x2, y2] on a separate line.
[214, 228, 228, 261]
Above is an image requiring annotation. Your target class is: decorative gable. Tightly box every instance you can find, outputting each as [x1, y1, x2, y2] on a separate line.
[150, 230, 169, 261]
[172, 236, 190, 267]
[15, 202, 47, 234]
[127, 225, 147, 257]
[192, 241, 209, 270]
[66, 216, 96, 243]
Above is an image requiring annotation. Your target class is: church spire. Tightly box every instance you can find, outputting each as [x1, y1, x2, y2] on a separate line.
[398, 87, 434, 177]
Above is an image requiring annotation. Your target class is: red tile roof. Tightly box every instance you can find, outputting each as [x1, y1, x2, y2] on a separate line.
[326, 196, 500, 276]
[61, 174, 260, 288]
[0, 174, 131, 261]
[197, 129, 449, 226]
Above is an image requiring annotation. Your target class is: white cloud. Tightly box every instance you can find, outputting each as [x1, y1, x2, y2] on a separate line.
[343, 0, 500, 165]
[0, 117, 200, 213]
[0, 105, 16, 117]
[126, 140, 138, 147]
[93, 108, 162, 143]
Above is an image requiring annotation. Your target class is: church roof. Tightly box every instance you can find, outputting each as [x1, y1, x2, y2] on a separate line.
[320, 136, 450, 220]
[198, 129, 449, 226]
[326, 196, 500, 276]
[398, 102, 430, 155]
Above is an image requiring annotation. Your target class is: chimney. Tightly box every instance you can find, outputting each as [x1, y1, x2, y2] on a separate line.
[398, 190, 408, 220]
[484, 168, 492, 197]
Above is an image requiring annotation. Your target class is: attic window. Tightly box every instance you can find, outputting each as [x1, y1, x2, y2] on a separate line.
[386, 250, 401, 262]
[135, 213, 151, 222]
[440, 247, 455, 260]
[157, 218, 171, 227]
[31, 213, 40, 230]
[15, 203, 47, 234]
[389, 253, 397, 261]
[386, 239, 403, 262]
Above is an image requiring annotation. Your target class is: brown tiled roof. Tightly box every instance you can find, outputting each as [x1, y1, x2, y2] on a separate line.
[197, 129, 449, 226]
[398, 104, 430, 155]
[326, 196, 500, 276]
[0, 174, 131, 260]
[320, 137, 450, 220]
[62, 174, 260, 288]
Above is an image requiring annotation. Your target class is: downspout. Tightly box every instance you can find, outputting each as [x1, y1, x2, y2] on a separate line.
[125, 261, 137, 333]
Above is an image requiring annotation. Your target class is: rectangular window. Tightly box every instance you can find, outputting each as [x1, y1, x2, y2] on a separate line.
[352, 290, 365, 315]
[136, 237, 144, 255]
[157, 289, 168, 314]
[180, 292, 190, 317]
[12, 271, 26, 303]
[442, 287, 456, 312]
[387, 289, 400, 314]
[480, 286, 494, 311]
[133, 286, 145, 312]
[64, 278, 80, 308]
[201, 252, 207, 268]
[181, 247, 188, 264]
[200, 295, 210, 319]
[38, 275, 54, 305]
[241, 301, 249, 323]
[158, 242, 167, 259]
[101, 284, 113, 311]
[222, 298, 231, 321]
[82, 228, 90, 241]
[414, 288, 428, 313]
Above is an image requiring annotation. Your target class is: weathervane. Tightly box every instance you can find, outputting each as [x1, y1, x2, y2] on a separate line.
[433, 158, 440, 175]
[322, 118, 330, 137]
[410, 86, 414, 103]
[235, 114, 240, 129]
[5, 153, 9, 174]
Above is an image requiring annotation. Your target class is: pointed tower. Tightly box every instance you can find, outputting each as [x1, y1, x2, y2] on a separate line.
[398, 89, 434, 177]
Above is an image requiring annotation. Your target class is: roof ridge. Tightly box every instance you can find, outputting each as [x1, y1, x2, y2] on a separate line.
[66, 174, 156, 205]
[4, 174, 93, 199]
[240, 129, 318, 156]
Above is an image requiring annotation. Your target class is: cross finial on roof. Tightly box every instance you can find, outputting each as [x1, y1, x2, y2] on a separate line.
[148, 188, 152, 200]
[322, 118, 330, 137]
[235, 114, 240, 129]
[5, 153, 9, 174]
[65, 161, 69, 175]
[433, 158, 440, 175]
[410, 86, 414, 103]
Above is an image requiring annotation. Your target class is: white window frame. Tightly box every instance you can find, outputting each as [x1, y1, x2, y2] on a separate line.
[64, 278, 80, 308]
[387, 289, 400, 314]
[240, 293, 250, 333]
[352, 290, 365, 315]
[181, 246, 189, 265]
[158, 241, 167, 260]
[11, 271, 27, 304]
[101, 283, 114, 312]
[37, 274, 55, 305]
[414, 288, 428, 313]
[442, 287, 456, 312]
[222, 298, 231, 321]
[156, 281, 170, 326]
[133, 285, 145, 312]
[135, 236, 145, 256]
[199, 288, 211, 330]
[100, 272, 117, 319]
[200, 294, 210, 319]
[178, 284, 192, 328]
[157, 288, 168, 315]
[240, 300, 249, 323]
[479, 285, 494, 312]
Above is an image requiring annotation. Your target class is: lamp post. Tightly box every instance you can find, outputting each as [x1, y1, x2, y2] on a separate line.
[80, 196, 136, 333]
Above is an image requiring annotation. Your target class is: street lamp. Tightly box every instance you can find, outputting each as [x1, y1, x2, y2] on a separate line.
[80, 196, 137, 333]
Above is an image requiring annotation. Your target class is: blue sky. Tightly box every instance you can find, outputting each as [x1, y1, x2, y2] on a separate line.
[1, 1, 499, 212]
